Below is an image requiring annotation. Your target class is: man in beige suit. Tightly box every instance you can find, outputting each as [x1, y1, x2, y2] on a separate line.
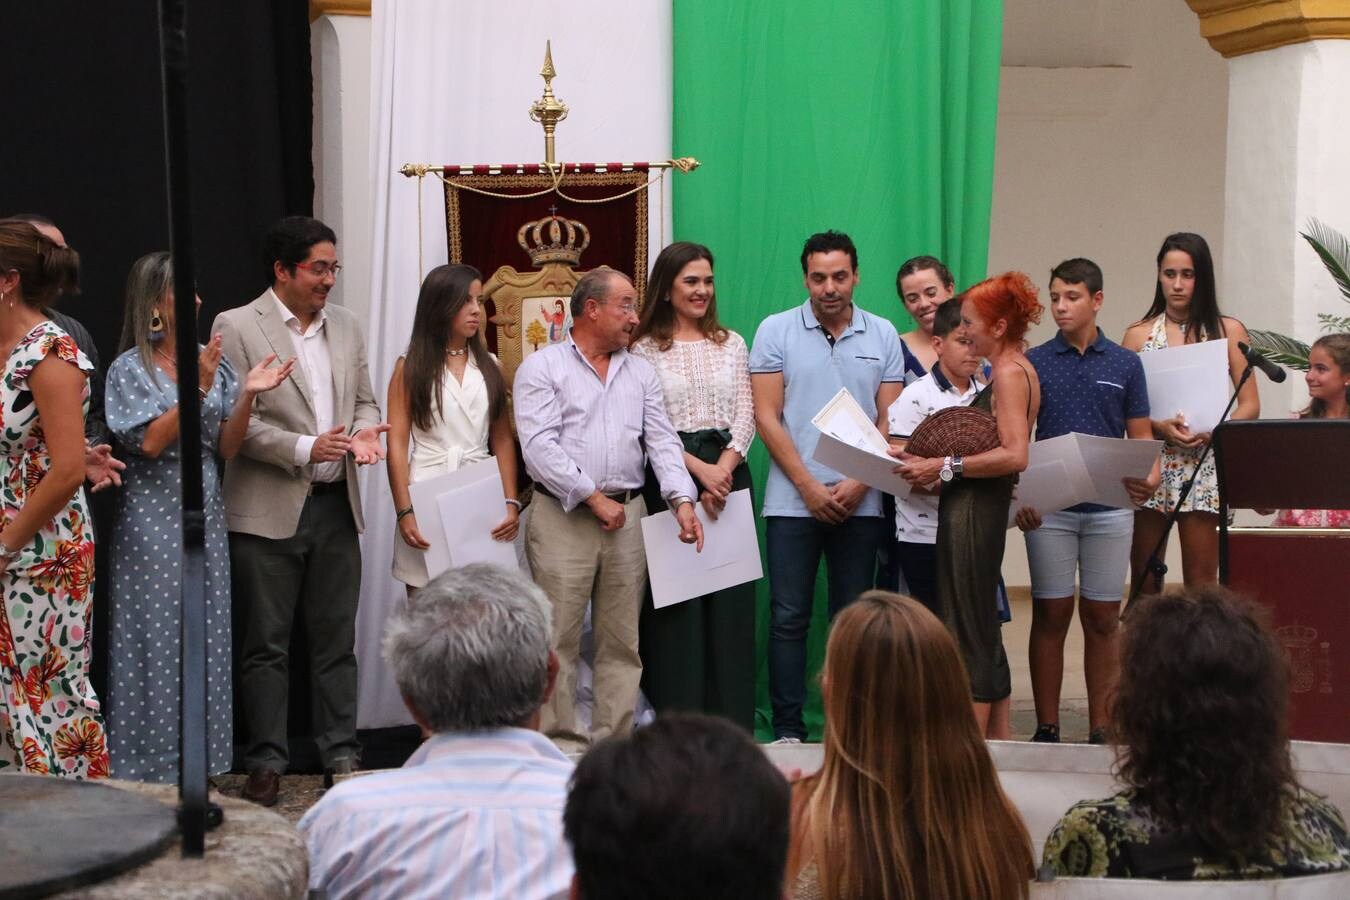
[213, 216, 387, 806]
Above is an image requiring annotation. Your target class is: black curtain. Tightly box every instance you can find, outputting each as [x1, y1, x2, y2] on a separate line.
[4, 1, 314, 722]
[3, 0, 313, 363]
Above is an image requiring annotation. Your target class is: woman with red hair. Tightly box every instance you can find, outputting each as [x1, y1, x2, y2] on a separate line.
[898, 272, 1042, 737]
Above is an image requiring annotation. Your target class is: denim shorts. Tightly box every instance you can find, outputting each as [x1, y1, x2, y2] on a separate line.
[1024, 508, 1134, 602]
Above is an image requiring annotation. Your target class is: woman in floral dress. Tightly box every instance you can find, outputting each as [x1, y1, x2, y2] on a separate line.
[1121, 233, 1259, 590]
[0, 220, 106, 778]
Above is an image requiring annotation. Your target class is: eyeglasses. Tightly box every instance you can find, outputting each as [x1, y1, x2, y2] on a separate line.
[599, 300, 639, 315]
[296, 260, 343, 277]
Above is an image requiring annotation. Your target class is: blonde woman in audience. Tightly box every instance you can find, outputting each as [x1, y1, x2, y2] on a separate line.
[787, 591, 1034, 900]
[386, 264, 518, 590]
[1044, 586, 1350, 880]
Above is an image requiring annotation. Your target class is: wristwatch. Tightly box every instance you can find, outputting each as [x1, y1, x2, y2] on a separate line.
[939, 455, 964, 483]
[671, 495, 694, 511]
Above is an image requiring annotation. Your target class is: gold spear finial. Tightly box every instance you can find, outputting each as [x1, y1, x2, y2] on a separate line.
[529, 40, 568, 166]
[541, 40, 557, 82]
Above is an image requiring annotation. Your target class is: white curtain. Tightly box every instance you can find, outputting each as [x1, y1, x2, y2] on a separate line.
[357, 0, 675, 727]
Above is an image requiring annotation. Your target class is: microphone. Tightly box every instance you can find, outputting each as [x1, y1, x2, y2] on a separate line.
[1237, 341, 1288, 383]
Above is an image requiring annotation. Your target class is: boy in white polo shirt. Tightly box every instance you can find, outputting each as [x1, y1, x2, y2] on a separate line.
[886, 299, 982, 615]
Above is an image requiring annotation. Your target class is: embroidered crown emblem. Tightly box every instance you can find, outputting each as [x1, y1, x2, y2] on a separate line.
[518, 214, 590, 267]
[1277, 624, 1318, 647]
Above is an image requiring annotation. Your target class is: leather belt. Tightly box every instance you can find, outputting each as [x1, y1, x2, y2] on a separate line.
[534, 485, 636, 504]
[307, 479, 348, 497]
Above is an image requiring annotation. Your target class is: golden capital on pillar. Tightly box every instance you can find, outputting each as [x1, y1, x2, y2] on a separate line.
[310, 0, 370, 22]
[1186, 0, 1350, 58]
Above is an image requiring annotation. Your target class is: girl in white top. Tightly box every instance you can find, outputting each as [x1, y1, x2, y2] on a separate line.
[386, 264, 519, 588]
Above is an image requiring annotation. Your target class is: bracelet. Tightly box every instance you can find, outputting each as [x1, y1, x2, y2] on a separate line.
[504, 498, 522, 510]
[396, 506, 414, 521]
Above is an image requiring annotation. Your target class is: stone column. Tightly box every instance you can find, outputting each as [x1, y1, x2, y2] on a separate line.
[311, 0, 373, 324]
[1188, 1, 1350, 411]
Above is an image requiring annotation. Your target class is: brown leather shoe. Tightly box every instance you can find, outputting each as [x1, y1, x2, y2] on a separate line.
[241, 768, 281, 807]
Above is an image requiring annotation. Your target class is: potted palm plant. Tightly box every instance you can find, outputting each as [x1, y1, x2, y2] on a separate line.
[1247, 219, 1350, 370]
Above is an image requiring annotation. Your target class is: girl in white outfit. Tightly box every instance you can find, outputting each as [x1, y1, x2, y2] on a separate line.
[386, 264, 518, 588]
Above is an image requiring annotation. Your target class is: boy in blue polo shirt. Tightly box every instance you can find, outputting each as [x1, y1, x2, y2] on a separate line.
[1019, 258, 1158, 744]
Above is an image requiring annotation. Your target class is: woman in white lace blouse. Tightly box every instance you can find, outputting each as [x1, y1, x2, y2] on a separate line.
[630, 242, 756, 730]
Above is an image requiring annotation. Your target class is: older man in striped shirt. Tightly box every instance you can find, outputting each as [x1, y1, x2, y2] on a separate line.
[515, 267, 702, 754]
[299, 564, 573, 899]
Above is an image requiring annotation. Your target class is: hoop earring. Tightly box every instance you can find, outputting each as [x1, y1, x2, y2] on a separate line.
[149, 307, 165, 342]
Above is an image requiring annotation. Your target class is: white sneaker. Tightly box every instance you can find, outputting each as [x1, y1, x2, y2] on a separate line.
[769, 736, 802, 745]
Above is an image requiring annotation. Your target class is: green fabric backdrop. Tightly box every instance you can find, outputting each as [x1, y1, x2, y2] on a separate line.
[671, 0, 1005, 740]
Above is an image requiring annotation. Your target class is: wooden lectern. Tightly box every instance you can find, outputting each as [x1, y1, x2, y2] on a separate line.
[1214, 419, 1350, 744]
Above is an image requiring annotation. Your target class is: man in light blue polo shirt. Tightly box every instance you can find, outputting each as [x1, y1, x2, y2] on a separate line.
[749, 230, 904, 742]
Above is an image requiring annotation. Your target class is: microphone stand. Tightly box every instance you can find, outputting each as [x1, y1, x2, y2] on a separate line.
[1124, 360, 1256, 612]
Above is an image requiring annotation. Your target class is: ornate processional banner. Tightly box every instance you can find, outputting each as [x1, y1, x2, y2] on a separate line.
[441, 165, 650, 387]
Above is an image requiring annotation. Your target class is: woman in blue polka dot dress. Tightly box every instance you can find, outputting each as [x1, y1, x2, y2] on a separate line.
[104, 252, 294, 782]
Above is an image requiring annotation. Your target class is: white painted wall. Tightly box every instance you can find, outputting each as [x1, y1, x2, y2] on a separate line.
[989, 0, 1230, 585]
[1222, 40, 1350, 420]
[311, 15, 373, 325]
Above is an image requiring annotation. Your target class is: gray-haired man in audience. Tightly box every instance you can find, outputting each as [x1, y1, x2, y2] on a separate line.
[299, 564, 573, 900]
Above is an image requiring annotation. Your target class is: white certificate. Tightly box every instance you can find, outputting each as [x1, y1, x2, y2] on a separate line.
[1076, 433, 1164, 509]
[1008, 433, 1162, 527]
[810, 388, 910, 497]
[1140, 339, 1230, 434]
[640, 489, 762, 609]
[408, 457, 517, 579]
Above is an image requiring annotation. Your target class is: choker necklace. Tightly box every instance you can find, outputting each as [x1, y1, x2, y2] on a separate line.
[1164, 312, 1190, 334]
[446, 346, 468, 357]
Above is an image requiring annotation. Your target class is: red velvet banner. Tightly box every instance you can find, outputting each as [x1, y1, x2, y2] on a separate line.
[442, 171, 649, 371]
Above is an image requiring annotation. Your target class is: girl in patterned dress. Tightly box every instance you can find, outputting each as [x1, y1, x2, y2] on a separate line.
[1121, 233, 1259, 590]
[0, 220, 106, 778]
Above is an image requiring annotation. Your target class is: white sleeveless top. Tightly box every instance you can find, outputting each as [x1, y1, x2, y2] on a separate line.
[393, 355, 496, 587]
[408, 355, 493, 480]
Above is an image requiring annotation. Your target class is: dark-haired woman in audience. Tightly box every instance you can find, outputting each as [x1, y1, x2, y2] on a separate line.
[787, 591, 1033, 899]
[1122, 233, 1259, 589]
[898, 272, 1042, 738]
[1044, 585, 1350, 879]
[387, 264, 518, 590]
[1274, 333, 1350, 528]
[0, 221, 105, 777]
[105, 251, 293, 782]
[629, 242, 755, 730]
[895, 255, 956, 382]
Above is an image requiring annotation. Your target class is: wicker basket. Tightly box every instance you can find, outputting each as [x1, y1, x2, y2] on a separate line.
[905, 405, 1000, 458]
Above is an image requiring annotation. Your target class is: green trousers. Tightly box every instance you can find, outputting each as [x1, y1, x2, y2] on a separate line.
[640, 428, 757, 732]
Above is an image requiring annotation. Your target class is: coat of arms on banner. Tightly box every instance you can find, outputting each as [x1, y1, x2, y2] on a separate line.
[484, 213, 590, 386]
